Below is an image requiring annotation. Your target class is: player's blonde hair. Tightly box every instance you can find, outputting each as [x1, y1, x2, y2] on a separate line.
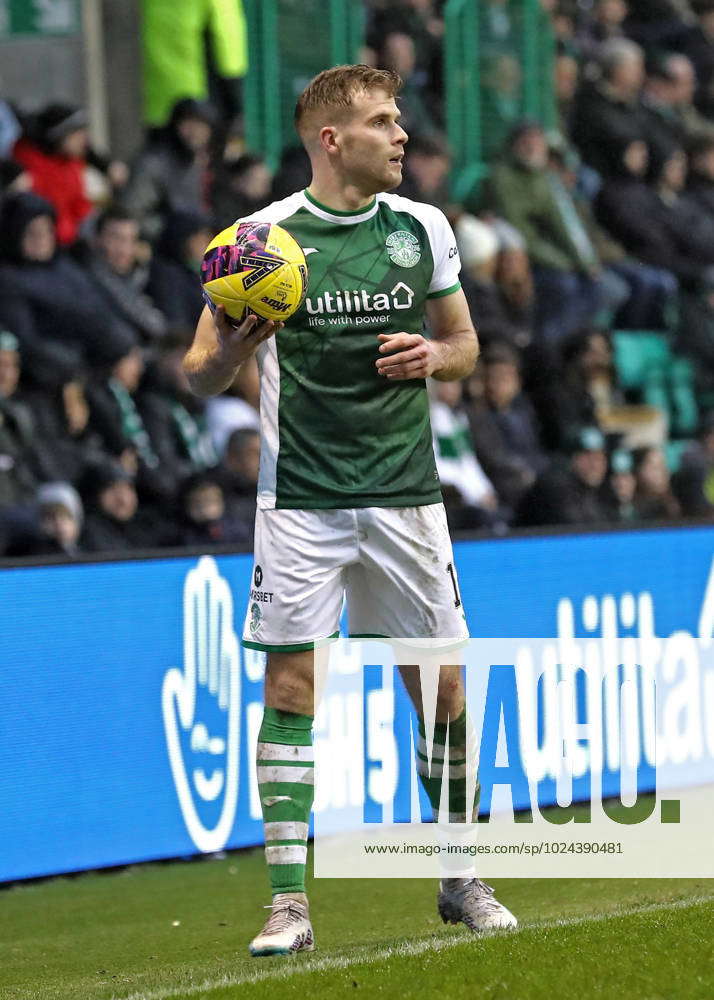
[295, 65, 402, 141]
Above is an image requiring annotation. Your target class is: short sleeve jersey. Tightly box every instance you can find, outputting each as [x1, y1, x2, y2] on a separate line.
[239, 189, 462, 510]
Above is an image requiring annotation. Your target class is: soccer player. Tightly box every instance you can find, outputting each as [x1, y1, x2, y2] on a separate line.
[184, 64, 517, 956]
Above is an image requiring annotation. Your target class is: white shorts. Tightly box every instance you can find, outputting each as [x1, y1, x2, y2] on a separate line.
[242, 503, 469, 651]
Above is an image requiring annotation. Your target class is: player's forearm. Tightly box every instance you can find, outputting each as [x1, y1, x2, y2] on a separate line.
[183, 345, 241, 398]
[430, 327, 479, 381]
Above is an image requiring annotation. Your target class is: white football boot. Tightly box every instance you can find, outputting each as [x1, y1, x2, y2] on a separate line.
[438, 878, 518, 932]
[249, 894, 315, 957]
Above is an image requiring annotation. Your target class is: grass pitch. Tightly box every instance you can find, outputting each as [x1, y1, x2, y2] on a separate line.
[1, 848, 712, 1000]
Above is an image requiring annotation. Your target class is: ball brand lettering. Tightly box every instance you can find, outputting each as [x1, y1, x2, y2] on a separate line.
[260, 297, 291, 312]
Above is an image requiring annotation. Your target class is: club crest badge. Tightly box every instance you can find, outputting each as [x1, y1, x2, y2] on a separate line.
[386, 230, 421, 268]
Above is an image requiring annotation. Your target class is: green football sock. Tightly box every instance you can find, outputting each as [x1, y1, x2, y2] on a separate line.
[416, 707, 480, 822]
[257, 706, 314, 895]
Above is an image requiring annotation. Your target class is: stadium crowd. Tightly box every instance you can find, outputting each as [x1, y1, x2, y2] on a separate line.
[2, 0, 714, 558]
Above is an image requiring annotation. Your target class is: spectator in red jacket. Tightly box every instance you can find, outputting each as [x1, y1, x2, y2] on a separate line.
[14, 104, 92, 246]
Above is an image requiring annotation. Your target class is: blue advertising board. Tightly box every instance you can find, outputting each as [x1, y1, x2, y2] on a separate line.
[1, 525, 713, 882]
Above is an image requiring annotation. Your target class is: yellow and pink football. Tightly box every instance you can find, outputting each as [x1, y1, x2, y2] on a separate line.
[201, 221, 308, 324]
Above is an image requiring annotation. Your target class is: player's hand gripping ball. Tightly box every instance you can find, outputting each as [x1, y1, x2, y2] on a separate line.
[201, 221, 308, 325]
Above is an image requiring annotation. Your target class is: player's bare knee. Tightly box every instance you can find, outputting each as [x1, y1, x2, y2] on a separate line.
[436, 669, 465, 720]
[265, 651, 316, 714]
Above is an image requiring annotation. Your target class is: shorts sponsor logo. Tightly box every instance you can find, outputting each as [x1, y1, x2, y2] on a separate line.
[251, 564, 274, 604]
[386, 230, 421, 267]
[250, 589, 274, 603]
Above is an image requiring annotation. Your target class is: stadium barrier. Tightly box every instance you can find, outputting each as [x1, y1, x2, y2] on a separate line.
[2, 524, 714, 882]
[444, 0, 557, 200]
[243, 0, 365, 169]
[241, 0, 555, 197]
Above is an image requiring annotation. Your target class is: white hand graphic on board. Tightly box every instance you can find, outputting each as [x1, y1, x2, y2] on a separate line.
[162, 557, 241, 852]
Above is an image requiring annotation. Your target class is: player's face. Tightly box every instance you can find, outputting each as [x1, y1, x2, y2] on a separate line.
[338, 89, 408, 194]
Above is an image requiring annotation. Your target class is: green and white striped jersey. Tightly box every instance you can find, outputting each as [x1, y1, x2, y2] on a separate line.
[241, 188, 461, 509]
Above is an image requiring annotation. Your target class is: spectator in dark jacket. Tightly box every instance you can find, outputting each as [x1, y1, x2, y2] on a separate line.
[468, 342, 547, 510]
[595, 139, 712, 292]
[79, 460, 162, 553]
[19, 374, 108, 486]
[168, 472, 253, 548]
[571, 39, 649, 179]
[0, 193, 135, 388]
[576, 0, 628, 61]
[517, 425, 612, 526]
[85, 338, 171, 507]
[683, 1, 714, 118]
[624, 0, 694, 49]
[122, 98, 215, 241]
[211, 154, 273, 229]
[673, 411, 714, 515]
[550, 139, 675, 330]
[148, 211, 212, 329]
[649, 141, 714, 273]
[138, 334, 217, 499]
[36, 482, 84, 555]
[397, 133, 451, 209]
[641, 53, 714, 155]
[379, 31, 440, 137]
[0, 158, 31, 197]
[2, 481, 85, 558]
[633, 445, 682, 519]
[685, 133, 714, 221]
[539, 328, 615, 450]
[368, 0, 443, 102]
[603, 448, 640, 522]
[86, 207, 168, 343]
[219, 427, 260, 542]
[0, 330, 43, 507]
[270, 146, 311, 202]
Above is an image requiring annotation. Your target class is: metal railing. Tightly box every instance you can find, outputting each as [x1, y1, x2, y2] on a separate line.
[243, 0, 365, 168]
[243, 0, 556, 197]
[445, 0, 556, 201]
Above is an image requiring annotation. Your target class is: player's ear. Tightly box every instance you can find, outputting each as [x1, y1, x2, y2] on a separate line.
[318, 125, 340, 155]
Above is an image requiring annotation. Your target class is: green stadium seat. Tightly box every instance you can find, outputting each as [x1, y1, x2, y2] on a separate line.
[642, 366, 670, 418]
[665, 439, 693, 473]
[612, 331, 671, 392]
[669, 358, 699, 437]
[612, 331, 698, 438]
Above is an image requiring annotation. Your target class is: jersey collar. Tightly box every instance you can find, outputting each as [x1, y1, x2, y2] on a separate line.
[302, 189, 379, 225]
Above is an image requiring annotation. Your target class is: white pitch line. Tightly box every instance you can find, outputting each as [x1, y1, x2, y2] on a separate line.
[113, 894, 714, 1000]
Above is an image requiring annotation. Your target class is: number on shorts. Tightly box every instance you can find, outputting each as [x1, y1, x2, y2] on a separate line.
[446, 562, 461, 608]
